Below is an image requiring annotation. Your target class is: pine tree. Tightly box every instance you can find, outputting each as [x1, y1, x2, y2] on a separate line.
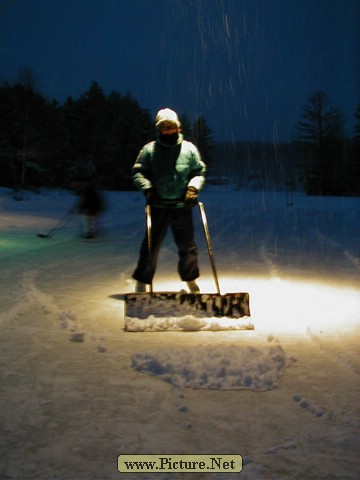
[353, 104, 360, 141]
[178, 114, 192, 140]
[60, 83, 152, 189]
[0, 75, 59, 192]
[191, 116, 214, 172]
[294, 91, 345, 195]
[347, 104, 360, 194]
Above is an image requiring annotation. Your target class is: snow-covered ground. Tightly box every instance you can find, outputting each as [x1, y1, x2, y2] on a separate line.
[1, 185, 359, 479]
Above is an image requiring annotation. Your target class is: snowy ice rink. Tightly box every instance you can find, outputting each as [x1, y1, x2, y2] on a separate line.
[1, 185, 359, 479]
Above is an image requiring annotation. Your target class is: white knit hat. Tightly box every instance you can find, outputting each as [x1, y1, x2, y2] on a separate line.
[155, 108, 181, 128]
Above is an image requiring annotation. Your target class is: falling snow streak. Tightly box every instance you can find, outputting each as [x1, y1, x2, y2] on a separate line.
[159, 0, 281, 141]
[155, 0, 359, 143]
[0, 0, 358, 142]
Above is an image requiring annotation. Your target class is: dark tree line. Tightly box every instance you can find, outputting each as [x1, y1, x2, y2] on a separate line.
[0, 77, 213, 192]
[212, 91, 359, 196]
[294, 91, 360, 196]
[0, 75, 358, 197]
[0, 80, 153, 191]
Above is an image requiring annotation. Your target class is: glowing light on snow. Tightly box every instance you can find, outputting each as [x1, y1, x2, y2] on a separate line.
[152, 274, 360, 336]
[0, 237, 32, 251]
[0, 239, 14, 249]
[244, 278, 360, 336]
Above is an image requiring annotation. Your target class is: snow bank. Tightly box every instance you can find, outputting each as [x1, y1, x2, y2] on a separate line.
[132, 343, 295, 390]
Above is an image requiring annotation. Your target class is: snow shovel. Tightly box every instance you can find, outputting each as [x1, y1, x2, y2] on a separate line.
[37, 210, 75, 238]
[124, 202, 252, 331]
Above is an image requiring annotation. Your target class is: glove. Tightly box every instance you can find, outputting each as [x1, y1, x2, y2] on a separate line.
[144, 188, 155, 204]
[184, 186, 198, 204]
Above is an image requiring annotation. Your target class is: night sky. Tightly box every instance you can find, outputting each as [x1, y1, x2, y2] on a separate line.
[0, 0, 359, 142]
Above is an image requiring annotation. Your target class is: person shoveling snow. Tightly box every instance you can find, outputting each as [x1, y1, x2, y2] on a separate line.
[125, 108, 251, 330]
[131, 108, 207, 294]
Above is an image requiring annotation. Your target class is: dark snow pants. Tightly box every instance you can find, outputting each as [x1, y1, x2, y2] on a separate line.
[132, 206, 199, 285]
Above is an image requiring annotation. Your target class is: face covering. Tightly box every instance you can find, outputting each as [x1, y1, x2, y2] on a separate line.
[159, 132, 179, 145]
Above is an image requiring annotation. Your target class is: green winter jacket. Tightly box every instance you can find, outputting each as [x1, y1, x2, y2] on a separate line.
[132, 134, 206, 207]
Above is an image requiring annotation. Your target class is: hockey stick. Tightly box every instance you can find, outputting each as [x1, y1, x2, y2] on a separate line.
[37, 210, 75, 238]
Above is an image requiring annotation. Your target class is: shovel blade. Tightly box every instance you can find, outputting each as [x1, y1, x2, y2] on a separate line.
[124, 291, 252, 332]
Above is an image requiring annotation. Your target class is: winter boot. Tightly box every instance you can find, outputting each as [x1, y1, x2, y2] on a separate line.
[186, 280, 200, 293]
[135, 281, 147, 293]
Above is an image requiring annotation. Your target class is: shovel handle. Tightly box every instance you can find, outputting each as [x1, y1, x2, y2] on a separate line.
[145, 204, 153, 293]
[197, 201, 221, 295]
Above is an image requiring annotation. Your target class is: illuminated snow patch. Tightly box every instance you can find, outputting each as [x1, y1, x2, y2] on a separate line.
[154, 276, 360, 336]
[132, 344, 292, 390]
[245, 278, 360, 335]
[125, 314, 254, 331]
[124, 292, 252, 331]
